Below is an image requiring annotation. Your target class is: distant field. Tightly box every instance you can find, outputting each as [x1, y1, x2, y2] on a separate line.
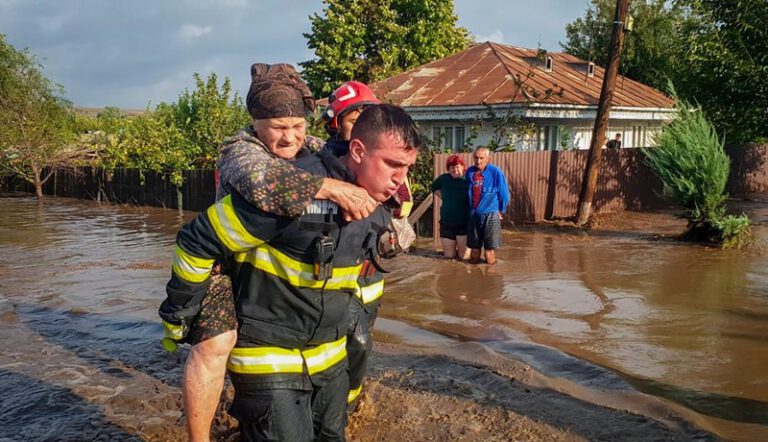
[75, 107, 145, 117]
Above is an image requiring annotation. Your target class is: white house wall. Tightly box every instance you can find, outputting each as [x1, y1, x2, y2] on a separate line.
[409, 104, 673, 152]
[421, 120, 664, 152]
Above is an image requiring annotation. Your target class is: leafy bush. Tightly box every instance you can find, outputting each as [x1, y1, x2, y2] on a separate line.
[82, 73, 250, 187]
[712, 214, 752, 249]
[154, 73, 249, 168]
[643, 95, 751, 247]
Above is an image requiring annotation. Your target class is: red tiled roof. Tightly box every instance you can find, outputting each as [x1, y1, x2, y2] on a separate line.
[369, 42, 673, 109]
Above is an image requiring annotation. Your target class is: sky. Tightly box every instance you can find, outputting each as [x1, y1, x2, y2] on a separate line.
[0, 0, 589, 109]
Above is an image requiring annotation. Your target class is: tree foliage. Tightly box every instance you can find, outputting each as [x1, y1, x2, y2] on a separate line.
[154, 73, 250, 168]
[642, 94, 751, 248]
[678, 0, 768, 144]
[85, 73, 250, 187]
[562, 0, 689, 92]
[301, 0, 472, 96]
[0, 34, 85, 199]
[563, 0, 768, 143]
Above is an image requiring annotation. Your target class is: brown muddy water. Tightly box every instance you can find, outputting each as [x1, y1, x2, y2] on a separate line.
[0, 192, 766, 441]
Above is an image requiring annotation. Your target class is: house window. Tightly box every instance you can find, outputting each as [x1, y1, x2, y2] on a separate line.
[432, 125, 466, 151]
[536, 125, 559, 151]
[631, 126, 647, 147]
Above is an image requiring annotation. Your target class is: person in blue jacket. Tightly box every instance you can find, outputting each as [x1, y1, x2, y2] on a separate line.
[466, 146, 510, 265]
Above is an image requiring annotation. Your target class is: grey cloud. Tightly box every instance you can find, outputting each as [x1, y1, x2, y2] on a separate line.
[2, 0, 587, 108]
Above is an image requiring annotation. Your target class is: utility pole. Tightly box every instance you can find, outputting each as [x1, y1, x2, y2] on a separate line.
[576, 0, 632, 226]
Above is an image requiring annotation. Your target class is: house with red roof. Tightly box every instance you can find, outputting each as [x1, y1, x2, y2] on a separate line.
[368, 41, 675, 151]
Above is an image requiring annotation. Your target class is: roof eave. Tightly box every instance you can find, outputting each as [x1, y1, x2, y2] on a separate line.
[402, 102, 676, 122]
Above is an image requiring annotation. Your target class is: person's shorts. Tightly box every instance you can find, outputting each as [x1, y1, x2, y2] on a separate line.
[186, 274, 238, 345]
[439, 223, 467, 240]
[467, 212, 502, 250]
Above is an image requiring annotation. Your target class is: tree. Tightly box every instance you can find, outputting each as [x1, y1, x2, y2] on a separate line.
[562, 0, 689, 92]
[155, 73, 250, 168]
[563, 0, 768, 143]
[643, 93, 751, 248]
[677, 0, 768, 143]
[301, 0, 472, 96]
[108, 112, 190, 187]
[91, 73, 249, 188]
[0, 34, 86, 199]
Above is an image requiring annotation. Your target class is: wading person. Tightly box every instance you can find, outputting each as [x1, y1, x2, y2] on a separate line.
[164, 63, 379, 442]
[161, 104, 421, 440]
[431, 154, 470, 260]
[466, 147, 509, 266]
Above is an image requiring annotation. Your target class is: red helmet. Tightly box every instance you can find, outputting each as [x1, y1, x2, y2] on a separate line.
[323, 81, 380, 130]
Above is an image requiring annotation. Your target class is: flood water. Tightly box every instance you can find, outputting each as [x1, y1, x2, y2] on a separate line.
[0, 192, 766, 441]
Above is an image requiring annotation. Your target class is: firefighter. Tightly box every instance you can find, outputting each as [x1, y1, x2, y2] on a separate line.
[161, 104, 422, 440]
[323, 81, 413, 219]
[322, 81, 413, 409]
[175, 64, 379, 442]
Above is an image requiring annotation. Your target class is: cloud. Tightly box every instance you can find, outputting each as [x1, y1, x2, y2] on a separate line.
[2, 0, 588, 108]
[178, 24, 212, 40]
[213, 0, 248, 6]
[473, 30, 505, 44]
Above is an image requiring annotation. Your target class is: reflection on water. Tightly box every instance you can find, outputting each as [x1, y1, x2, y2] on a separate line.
[1, 193, 767, 440]
[381, 203, 768, 441]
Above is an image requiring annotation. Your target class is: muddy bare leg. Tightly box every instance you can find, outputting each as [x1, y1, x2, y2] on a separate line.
[484, 249, 496, 266]
[183, 330, 237, 442]
[440, 238, 457, 259]
[456, 235, 469, 260]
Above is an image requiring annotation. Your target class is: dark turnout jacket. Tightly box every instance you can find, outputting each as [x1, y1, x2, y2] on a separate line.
[161, 149, 390, 350]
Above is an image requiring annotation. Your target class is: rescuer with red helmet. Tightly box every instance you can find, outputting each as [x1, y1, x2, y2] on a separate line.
[324, 80, 381, 143]
[322, 82, 416, 412]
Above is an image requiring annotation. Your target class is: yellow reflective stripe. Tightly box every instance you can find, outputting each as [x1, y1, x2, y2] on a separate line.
[358, 279, 384, 304]
[207, 195, 264, 252]
[303, 336, 347, 375]
[162, 320, 185, 340]
[235, 245, 361, 291]
[348, 385, 362, 403]
[228, 347, 304, 374]
[399, 200, 413, 218]
[172, 246, 214, 283]
[398, 177, 413, 217]
[226, 337, 347, 376]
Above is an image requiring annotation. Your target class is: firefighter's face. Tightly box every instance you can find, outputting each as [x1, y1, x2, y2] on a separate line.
[253, 117, 307, 159]
[348, 131, 417, 202]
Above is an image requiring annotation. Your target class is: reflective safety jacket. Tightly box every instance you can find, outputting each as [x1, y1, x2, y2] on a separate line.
[161, 150, 390, 387]
[392, 176, 413, 219]
[346, 263, 384, 403]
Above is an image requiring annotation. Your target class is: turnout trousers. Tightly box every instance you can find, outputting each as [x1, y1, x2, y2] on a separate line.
[229, 366, 349, 442]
